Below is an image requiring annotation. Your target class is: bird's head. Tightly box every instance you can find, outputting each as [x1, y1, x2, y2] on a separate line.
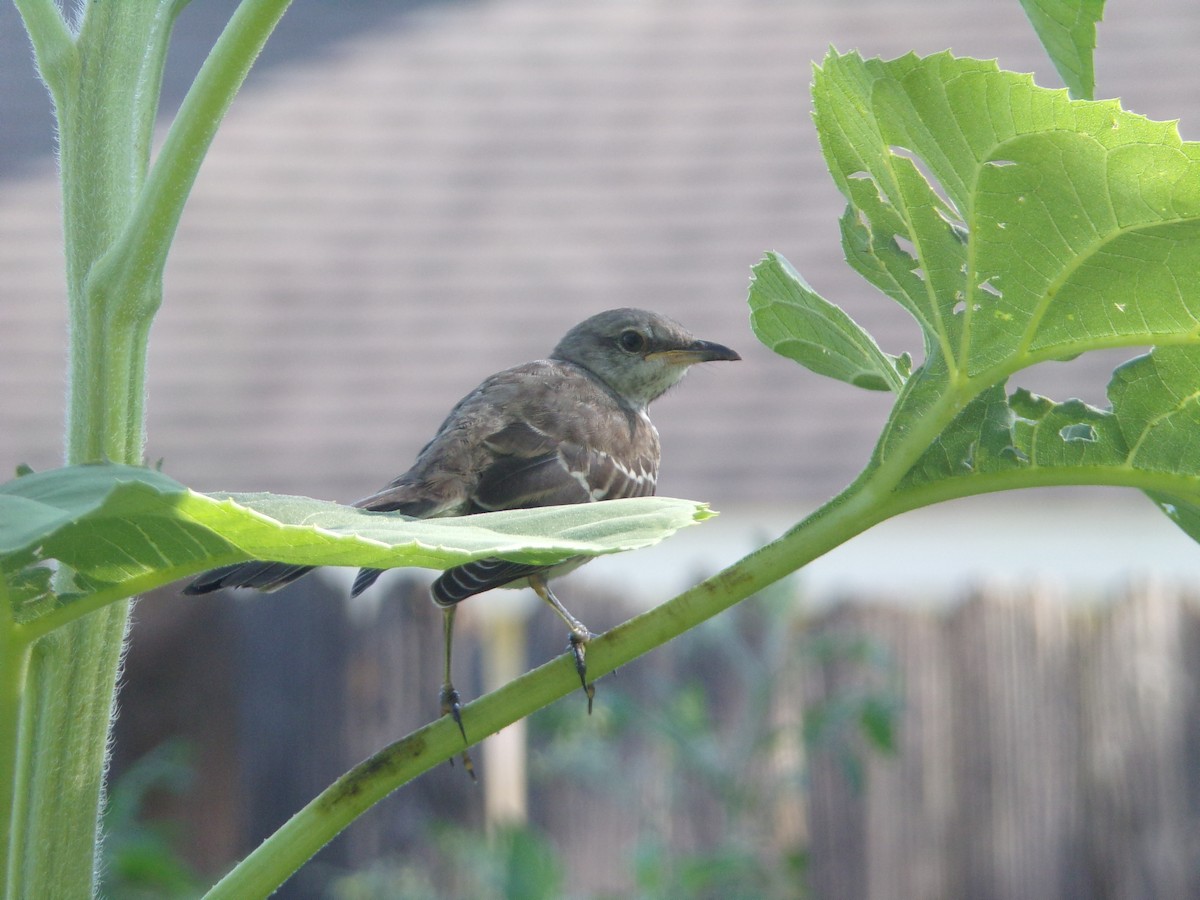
[551, 308, 740, 409]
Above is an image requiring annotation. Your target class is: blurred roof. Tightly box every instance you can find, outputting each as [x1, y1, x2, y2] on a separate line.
[2, 0, 1198, 514]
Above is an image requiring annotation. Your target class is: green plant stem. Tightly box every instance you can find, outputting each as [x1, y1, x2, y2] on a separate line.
[18, 608, 131, 897]
[6, 1, 296, 895]
[10, 1, 74, 106]
[57, 2, 181, 464]
[86, 0, 298, 343]
[14, 4, 176, 892]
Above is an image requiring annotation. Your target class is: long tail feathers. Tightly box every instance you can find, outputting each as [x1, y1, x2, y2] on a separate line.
[350, 568, 384, 597]
[183, 561, 315, 595]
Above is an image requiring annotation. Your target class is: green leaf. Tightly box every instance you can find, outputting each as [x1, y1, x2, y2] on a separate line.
[753, 50, 1200, 550]
[1018, 0, 1105, 100]
[813, 50, 1200, 384]
[749, 251, 909, 391]
[0, 464, 713, 622]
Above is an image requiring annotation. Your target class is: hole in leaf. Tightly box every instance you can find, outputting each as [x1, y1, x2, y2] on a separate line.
[893, 234, 917, 259]
[1059, 423, 1098, 443]
[953, 300, 966, 315]
[961, 440, 977, 471]
[888, 145, 966, 231]
[1014, 347, 1147, 409]
[936, 207, 970, 239]
[978, 278, 1002, 300]
[985, 159, 1018, 168]
[1002, 445, 1030, 464]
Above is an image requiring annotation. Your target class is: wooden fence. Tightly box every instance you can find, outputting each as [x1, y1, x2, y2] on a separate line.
[117, 578, 1200, 899]
[803, 583, 1200, 900]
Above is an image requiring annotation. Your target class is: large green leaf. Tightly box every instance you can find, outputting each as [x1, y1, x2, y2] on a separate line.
[815, 51, 1200, 380]
[0, 464, 713, 622]
[753, 50, 1200, 545]
[1018, 0, 1105, 100]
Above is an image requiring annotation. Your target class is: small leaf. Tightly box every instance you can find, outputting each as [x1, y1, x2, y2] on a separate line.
[1018, 0, 1105, 100]
[749, 251, 907, 391]
[1109, 348, 1200, 473]
[1108, 348, 1200, 542]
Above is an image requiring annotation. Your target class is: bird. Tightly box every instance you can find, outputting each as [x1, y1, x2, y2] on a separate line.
[185, 308, 739, 759]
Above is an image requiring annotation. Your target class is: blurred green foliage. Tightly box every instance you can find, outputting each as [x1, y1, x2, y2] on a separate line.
[100, 740, 202, 900]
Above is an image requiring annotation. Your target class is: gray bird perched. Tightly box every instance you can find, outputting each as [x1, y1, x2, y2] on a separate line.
[185, 308, 739, 757]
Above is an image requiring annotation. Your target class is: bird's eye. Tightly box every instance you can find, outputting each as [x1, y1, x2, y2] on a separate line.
[618, 329, 647, 353]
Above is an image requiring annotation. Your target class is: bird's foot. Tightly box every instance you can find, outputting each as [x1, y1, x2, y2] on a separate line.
[568, 630, 596, 714]
[440, 681, 476, 781]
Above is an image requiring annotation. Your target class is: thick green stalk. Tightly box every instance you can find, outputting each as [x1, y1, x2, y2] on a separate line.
[13, 4, 178, 894]
[58, 2, 181, 465]
[7, 0, 295, 895]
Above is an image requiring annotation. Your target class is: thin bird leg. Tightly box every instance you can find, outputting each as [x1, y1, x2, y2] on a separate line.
[530, 575, 596, 713]
[438, 604, 475, 779]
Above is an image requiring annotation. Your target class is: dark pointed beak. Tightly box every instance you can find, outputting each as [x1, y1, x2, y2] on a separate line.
[650, 338, 741, 365]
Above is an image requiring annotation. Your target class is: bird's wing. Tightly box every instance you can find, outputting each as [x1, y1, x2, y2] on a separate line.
[350, 362, 660, 599]
[473, 419, 656, 510]
[471, 421, 591, 510]
[430, 417, 659, 601]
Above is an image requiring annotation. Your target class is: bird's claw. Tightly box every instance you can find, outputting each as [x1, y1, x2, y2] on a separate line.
[440, 681, 476, 780]
[568, 631, 596, 714]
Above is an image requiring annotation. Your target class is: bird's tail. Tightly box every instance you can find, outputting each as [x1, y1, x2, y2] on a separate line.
[350, 568, 383, 597]
[183, 561, 315, 595]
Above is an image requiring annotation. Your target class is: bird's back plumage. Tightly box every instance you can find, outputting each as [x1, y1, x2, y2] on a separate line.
[349, 358, 661, 600]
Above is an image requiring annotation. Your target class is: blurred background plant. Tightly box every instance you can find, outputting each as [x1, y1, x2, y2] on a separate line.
[100, 739, 203, 900]
[320, 586, 898, 899]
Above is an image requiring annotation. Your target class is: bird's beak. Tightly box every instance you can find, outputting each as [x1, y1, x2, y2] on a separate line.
[650, 339, 741, 366]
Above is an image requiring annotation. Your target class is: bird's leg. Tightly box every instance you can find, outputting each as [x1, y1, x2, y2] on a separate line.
[438, 604, 475, 779]
[530, 575, 596, 713]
